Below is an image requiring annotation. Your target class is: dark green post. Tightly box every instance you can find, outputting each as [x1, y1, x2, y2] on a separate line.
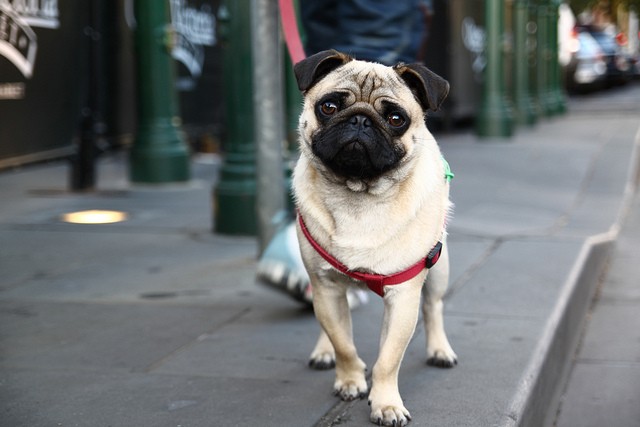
[130, 0, 190, 183]
[284, 52, 302, 213]
[513, 0, 537, 126]
[527, 1, 541, 116]
[548, 0, 566, 115]
[283, 0, 304, 213]
[535, 0, 553, 117]
[285, 53, 302, 153]
[476, 0, 514, 138]
[213, 0, 258, 235]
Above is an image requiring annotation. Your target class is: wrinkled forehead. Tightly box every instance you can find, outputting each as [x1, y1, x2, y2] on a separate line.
[311, 60, 412, 103]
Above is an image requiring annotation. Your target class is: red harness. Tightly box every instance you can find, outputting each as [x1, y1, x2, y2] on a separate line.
[298, 213, 443, 297]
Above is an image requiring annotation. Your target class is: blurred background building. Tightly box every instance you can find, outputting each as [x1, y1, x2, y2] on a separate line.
[0, 0, 638, 234]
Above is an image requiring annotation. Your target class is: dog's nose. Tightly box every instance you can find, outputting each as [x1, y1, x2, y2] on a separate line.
[349, 114, 372, 129]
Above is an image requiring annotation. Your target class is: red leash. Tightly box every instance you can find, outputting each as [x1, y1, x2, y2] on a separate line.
[279, 0, 306, 64]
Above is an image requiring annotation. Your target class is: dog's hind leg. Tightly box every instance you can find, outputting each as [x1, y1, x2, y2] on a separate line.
[422, 242, 457, 367]
[309, 329, 336, 370]
[310, 278, 368, 401]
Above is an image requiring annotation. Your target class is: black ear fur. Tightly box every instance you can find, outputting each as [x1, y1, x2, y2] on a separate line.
[294, 50, 353, 92]
[394, 64, 450, 112]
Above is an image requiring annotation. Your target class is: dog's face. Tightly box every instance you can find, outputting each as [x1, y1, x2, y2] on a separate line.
[294, 50, 449, 187]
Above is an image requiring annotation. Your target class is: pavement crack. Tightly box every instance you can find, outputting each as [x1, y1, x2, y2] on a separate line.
[446, 238, 503, 299]
[312, 396, 365, 427]
[141, 307, 252, 373]
[312, 364, 375, 426]
[548, 135, 611, 235]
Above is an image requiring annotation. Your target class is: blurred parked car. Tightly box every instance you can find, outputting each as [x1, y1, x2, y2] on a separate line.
[615, 31, 640, 79]
[576, 25, 633, 85]
[564, 30, 607, 92]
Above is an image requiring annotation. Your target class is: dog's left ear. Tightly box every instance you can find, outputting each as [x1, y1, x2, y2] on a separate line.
[394, 64, 450, 112]
[294, 49, 353, 92]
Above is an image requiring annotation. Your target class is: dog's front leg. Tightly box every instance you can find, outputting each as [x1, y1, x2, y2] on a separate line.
[368, 279, 423, 426]
[311, 274, 368, 401]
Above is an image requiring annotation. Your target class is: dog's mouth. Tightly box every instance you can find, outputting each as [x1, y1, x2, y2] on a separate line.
[311, 121, 405, 180]
[315, 138, 402, 180]
[337, 140, 368, 165]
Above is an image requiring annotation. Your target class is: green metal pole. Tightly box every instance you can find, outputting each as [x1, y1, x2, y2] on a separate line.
[476, 0, 514, 138]
[548, 0, 566, 115]
[213, 0, 258, 235]
[130, 0, 190, 183]
[536, 0, 553, 117]
[513, 0, 537, 126]
[528, 1, 541, 116]
[284, 51, 302, 213]
[284, 0, 304, 214]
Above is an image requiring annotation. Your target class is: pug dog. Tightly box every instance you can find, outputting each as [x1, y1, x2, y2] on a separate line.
[292, 50, 457, 426]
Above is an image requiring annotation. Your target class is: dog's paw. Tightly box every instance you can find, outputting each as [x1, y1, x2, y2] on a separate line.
[368, 383, 411, 426]
[333, 357, 368, 401]
[368, 401, 411, 426]
[333, 377, 368, 401]
[308, 351, 336, 370]
[426, 348, 458, 368]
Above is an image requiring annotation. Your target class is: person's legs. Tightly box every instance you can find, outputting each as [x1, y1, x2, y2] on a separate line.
[335, 0, 421, 64]
[300, 0, 340, 56]
[301, 0, 425, 65]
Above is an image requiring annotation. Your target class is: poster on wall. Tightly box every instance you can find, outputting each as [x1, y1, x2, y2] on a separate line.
[169, 0, 223, 151]
[0, 0, 87, 168]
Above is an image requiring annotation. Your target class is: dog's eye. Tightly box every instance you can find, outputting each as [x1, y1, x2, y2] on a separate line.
[320, 101, 338, 116]
[387, 113, 406, 127]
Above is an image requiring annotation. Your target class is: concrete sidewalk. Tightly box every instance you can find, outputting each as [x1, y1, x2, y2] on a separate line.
[553, 172, 640, 427]
[1, 83, 639, 427]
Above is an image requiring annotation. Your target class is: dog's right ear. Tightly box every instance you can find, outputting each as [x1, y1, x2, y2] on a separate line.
[294, 49, 353, 92]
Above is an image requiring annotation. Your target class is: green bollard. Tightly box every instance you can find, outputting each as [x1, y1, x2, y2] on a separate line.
[535, 0, 554, 117]
[476, 0, 514, 138]
[284, 51, 302, 214]
[548, 0, 567, 115]
[527, 1, 542, 117]
[283, 0, 304, 214]
[513, 0, 537, 126]
[213, 0, 258, 235]
[130, 0, 190, 183]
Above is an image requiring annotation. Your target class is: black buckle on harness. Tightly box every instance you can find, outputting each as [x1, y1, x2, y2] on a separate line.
[426, 241, 443, 269]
